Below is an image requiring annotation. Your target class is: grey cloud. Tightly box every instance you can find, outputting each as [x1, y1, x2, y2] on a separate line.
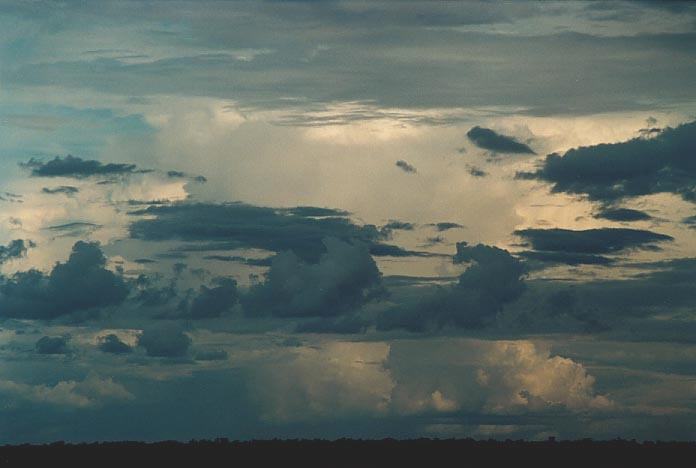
[518, 250, 614, 266]
[377, 243, 526, 331]
[0, 241, 129, 320]
[35, 335, 70, 355]
[0, 239, 33, 264]
[22, 155, 140, 178]
[45, 222, 102, 238]
[468, 166, 488, 177]
[129, 202, 416, 262]
[41, 186, 79, 195]
[182, 277, 238, 319]
[517, 120, 696, 202]
[515, 228, 673, 255]
[595, 207, 653, 222]
[97, 334, 132, 354]
[194, 349, 228, 361]
[432, 222, 463, 232]
[395, 160, 417, 174]
[137, 325, 192, 358]
[242, 238, 383, 318]
[466, 126, 535, 154]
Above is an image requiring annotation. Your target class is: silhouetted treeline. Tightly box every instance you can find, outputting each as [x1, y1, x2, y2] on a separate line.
[2, 438, 696, 466]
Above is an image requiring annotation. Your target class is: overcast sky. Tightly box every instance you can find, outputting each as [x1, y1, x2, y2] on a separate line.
[2, 0, 696, 443]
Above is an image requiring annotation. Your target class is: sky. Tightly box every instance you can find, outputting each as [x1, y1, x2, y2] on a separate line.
[1, 0, 696, 443]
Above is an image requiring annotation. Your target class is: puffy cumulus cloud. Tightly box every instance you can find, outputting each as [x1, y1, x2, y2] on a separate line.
[22, 155, 141, 178]
[0, 373, 133, 409]
[97, 333, 133, 354]
[377, 243, 526, 331]
[517, 120, 696, 202]
[388, 339, 611, 416]
[137, 324, 192, 358]
[514, 228, 673, 266]
[253, 338, 609, 423]
[35, 335, 70, 354]
[242, 238, 383, 318]
[467, 126, 535, 155]
[182, 277, 238, 319]
[129, 202, 418, 262]
[252, 341, 393, 422]
[0, 239, 33, 264]
[0, 241, 129, 320]
[594, 207, 653, 222]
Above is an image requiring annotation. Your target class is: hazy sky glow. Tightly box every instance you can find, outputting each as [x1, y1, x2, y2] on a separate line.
[2, 0, 696, 443]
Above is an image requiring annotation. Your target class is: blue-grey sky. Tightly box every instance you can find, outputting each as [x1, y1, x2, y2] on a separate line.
[2, 0, 696, 443]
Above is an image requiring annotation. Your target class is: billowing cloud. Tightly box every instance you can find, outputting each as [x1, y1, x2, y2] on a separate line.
[35, 335, 70, 354]
[466, 127, 535, 154]
[0, 374, 132, 408]
[378, 243, 526, 331]
[517, 120, 696, 202]
[0, 241, 129, 319]
[97, 334, 133, 354]
[137, 325, 192, 358]
[243, 238, 382, 317]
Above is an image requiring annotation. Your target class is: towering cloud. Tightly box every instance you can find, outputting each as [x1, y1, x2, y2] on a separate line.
[0, 241, 129, 319]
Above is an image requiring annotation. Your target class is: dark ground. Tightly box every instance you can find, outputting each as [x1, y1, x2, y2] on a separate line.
[1, 438, 695, 466]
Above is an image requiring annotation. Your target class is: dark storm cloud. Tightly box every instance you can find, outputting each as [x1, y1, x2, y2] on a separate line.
[514, 228, 673, 255]
[129, 202, 417, 262]
[41, 186, 79, 195]
[242, 238, 383, 318]
[466, 126, 535, 154]
[0, 241, 129, 319]
[377, 243, 526, 331]
[22, 155, 140, 178]
[182, 277, 238, 319]
[35, 335, 70, 355]
[395, 160, 417, 174]
[97, 334, 132, 354]
[0, 239, 33, 264]
[137, 325, 192, 358]
[517, 120, 696, 202]
[595, 207, 653, 222]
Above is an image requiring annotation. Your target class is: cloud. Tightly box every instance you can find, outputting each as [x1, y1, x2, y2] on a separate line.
[0, 239, 33, 264]
[395, 160, 417, 173]
[129, 202, 413, 262]
[466, 126, 535, 154]
[595, 207, 653, 222]
[182, 277, 238, 319]
[22, 155, 141, 178]
[97, 334, 133, 354]
[517, 120, 696, 202]
[242, 237, 383, 317]
[377, 243, 526, 331]
[194, 349, 228, 361]
[514, 228, 673, 255]
[35, 335, 70, 354]
[468, 166, 488, 177]
[137, 325, 192, 357]
[518, 250, 614, 266]
[0, 241, 129, 319]
[45, 222, 102, 238]
[0, 374, 132, 408]
[41, 185, 79, 195]
[432, 222, 464, 232]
